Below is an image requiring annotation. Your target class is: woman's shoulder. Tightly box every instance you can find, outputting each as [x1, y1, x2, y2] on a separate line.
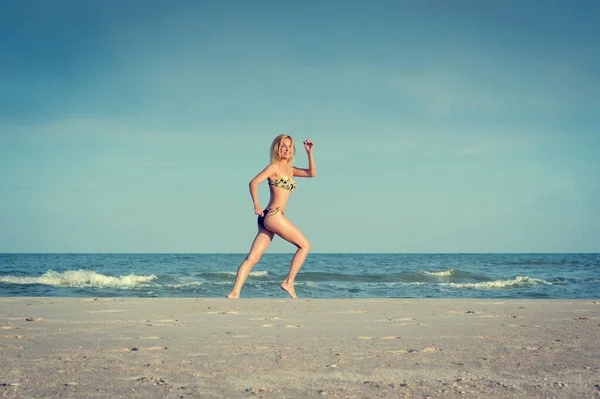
[263, 163, 279, 180]
[265, 161, 294, 180]
[267, 162, 293, 176]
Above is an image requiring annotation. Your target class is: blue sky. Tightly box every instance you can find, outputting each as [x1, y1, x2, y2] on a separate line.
[1, 0, 599, 253]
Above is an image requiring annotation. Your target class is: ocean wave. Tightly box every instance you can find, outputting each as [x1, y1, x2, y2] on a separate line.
[440, 276, 551, 289]
[202, 270, 269, 278]
[165, 282, 204, 289]
[424, 269, 455, 277]
[302, 271, 428, 283]
[0, 269, 157, 288]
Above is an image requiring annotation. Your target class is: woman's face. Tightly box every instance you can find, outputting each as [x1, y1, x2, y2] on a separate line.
[279, 138, 293, 160]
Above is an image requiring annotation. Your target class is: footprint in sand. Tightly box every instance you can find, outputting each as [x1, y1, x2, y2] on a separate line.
[392, 317, 418, 326]
[260, 324, 301, 328]
[0, 345, 23, 350]
[0, 335, 28, 340]
[524, 346, 542, 350]
[388, 348, 440, 354]
[337, 310, 367, 314]
[422, 347, 441, 353]
[375, 317, 415, 323]
[139, 346, 168, 351]
[86, 309, 125, 314]
[118, 346, 168, 352]
[250, 317, 283, 321]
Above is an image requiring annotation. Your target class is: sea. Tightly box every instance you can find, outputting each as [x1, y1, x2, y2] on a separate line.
[0, 253, 598, 299]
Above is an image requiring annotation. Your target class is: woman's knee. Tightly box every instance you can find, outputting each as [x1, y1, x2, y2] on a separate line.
[298, 239, 311, 252]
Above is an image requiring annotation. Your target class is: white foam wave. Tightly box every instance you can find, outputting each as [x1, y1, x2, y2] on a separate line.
[0, 269, 157, 288]
[381, 282, 426, 286]
[166, 282, 203, 289]
[441, 276, 551, 289]
[217, 270, 269, 277]
[425, 269, 455, 277]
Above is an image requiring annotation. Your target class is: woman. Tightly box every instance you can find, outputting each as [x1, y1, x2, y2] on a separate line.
[227, 134, 316, 299]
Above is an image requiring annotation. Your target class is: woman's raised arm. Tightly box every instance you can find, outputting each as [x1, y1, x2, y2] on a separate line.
[293, 139, 316, 177]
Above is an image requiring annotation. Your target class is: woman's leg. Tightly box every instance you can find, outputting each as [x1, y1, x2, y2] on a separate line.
[264, 215, 310, 299]
[227, 227, 274, 298]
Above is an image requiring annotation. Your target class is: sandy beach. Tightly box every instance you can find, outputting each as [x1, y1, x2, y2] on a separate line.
[1, 298, 599, 398]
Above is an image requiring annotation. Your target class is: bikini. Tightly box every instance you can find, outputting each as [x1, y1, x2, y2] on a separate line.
[257, 176, 296, 229]
[269, 176, 296, 192]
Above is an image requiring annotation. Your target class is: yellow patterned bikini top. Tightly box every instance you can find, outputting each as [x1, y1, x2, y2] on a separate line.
[269, 176, 296, 192]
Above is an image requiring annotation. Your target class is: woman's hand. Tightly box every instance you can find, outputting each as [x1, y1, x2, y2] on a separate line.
[254, 204, 264, 216]
[303, 139, 314, 153]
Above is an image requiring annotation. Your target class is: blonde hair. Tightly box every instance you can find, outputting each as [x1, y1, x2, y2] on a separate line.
[270, 134, 295, 164]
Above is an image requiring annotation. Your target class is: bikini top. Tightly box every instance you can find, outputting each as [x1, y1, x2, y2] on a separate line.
[269, 176, 296, 192]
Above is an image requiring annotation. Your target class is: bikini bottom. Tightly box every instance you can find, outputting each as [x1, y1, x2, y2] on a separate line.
[257, 207, 283, 229]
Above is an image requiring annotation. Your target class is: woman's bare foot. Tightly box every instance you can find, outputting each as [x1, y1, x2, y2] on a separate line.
[280, 282, 297, 299]
[226, 292, 239, 299]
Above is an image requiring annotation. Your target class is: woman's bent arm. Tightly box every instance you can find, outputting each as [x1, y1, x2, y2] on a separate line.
[249, 181, 260, 207]
[249, 163, 277, 213]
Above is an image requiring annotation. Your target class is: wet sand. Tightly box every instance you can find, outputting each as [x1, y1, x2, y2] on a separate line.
[1, 298, 599, 398]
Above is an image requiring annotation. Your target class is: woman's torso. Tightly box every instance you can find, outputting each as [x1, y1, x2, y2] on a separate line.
[266, 164, 296, 213]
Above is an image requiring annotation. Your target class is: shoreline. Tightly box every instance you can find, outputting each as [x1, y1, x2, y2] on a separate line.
[1, 298, 599, 398]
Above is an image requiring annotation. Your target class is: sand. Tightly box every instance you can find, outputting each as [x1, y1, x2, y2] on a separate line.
[1, 297, 599, 398]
